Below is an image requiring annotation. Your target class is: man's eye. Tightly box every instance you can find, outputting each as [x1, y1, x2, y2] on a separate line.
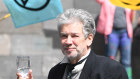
[61, 35, 67, 38]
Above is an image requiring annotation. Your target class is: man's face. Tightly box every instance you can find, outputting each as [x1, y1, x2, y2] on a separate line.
[60, 21, 93, 59]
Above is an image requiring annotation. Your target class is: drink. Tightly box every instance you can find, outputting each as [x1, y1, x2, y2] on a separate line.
[16, 56, 30, 78]
[17, 67, 30, 78]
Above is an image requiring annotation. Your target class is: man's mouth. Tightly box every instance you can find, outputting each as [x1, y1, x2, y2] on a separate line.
[65, 47, 75, 51]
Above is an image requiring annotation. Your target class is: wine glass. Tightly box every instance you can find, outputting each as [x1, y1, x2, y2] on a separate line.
[16, 56, 30, 78]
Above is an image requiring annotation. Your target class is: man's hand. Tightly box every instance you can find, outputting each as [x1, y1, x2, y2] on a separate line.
[17, 69, 33, 79]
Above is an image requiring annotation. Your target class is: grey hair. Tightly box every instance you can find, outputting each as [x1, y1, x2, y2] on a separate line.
[56, 8, 96, 38]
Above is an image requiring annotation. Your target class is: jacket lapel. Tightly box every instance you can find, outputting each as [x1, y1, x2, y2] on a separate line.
[79, 51, 97, 79]
[55, 63, 67, 79]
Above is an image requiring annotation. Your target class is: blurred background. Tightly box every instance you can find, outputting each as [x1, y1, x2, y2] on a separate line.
[0, 0, 140, 79]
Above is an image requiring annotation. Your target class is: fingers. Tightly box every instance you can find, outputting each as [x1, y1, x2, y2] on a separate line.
[28, 69, 33, 79]
[17, 69, 33, 79]
[16, 72, 22, 79]
[17, 72, 21, 77]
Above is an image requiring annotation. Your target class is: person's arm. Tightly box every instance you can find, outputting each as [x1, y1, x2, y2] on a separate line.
[17, 69, 33, 79]
[130, 10, 136, 24]
[95, 0, 104, 4]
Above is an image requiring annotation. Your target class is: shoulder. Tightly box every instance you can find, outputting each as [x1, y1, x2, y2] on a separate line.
[93, 54, 128, 79]
[89, 52, 120, 66]
[88, 52, 124, 70]
[95, 54, 123, 69]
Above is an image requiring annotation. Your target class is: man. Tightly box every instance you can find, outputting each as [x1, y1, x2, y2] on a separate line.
[48, 8, 128, 79]
[17, 8, 128, 79]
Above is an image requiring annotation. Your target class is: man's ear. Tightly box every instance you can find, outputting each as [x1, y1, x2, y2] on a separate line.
[86, 33, 93, 46]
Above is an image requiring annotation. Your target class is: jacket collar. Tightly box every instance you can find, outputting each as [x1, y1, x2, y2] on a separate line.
[56, 49, 97, 79]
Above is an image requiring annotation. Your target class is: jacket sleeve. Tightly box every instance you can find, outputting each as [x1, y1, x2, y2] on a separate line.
[95, 0, 105, 4]
[130, 10, 136, 23]
[117, 65, 129, 79]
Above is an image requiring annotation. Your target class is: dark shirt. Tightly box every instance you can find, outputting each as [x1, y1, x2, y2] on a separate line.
[113, 7, 127, 30]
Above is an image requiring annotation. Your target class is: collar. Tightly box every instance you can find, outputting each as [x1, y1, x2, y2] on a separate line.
[60, 48, 91, 64]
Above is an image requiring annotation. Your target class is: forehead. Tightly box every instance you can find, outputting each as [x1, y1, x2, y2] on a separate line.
[60, 21, 84, 34]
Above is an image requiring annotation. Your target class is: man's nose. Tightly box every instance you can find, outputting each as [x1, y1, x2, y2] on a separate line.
[65, 36, 73, 44]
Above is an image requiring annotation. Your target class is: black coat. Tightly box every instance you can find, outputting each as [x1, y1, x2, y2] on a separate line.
[48, 50, 128, 79]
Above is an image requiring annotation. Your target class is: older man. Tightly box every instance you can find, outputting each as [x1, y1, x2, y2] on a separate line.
[48, 9, 128, 79]
[17, 8, 128, 79]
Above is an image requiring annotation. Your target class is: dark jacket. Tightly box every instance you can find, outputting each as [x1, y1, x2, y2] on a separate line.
[48, 50, 128, 79]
